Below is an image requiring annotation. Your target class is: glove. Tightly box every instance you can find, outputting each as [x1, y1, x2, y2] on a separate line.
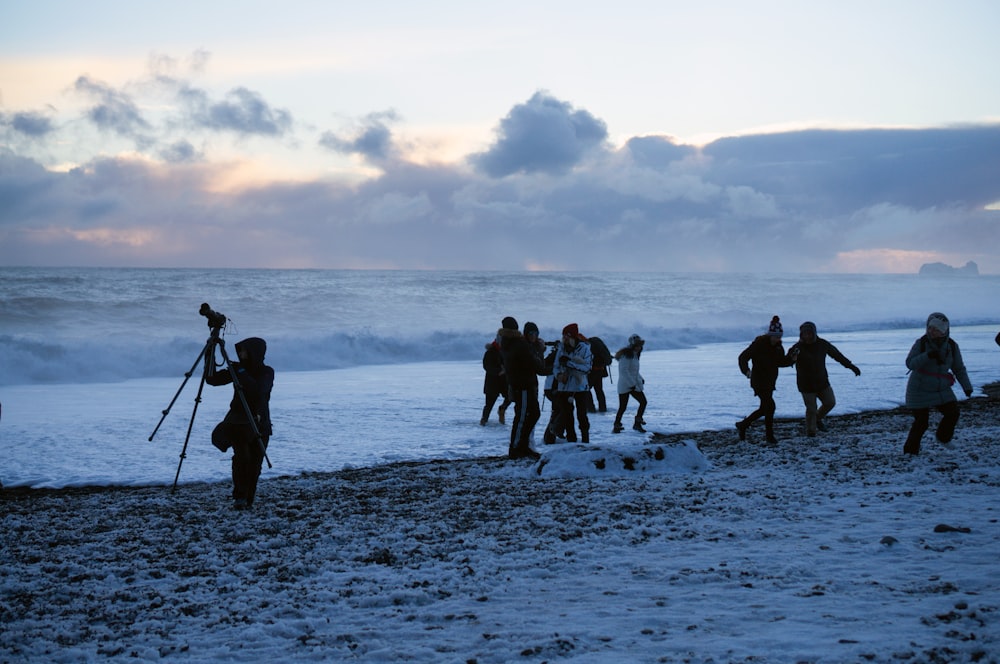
[851, 365, 861, 376]
[743, 370, 751, 379]
[558, 355, 570, 366]
[964, 388, 974, 398]
[927, 349, 941, 361]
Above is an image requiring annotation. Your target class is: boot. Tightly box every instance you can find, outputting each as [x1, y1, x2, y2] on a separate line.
[613, 421, 624, 434]
[498, 406, 506, 425]
[581, 431, 589, 443]
[633, 417, 646, 433]
[735, 420, 748, 441]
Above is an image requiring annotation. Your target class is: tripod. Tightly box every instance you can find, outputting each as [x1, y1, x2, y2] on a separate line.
[149, 304, 271, 492]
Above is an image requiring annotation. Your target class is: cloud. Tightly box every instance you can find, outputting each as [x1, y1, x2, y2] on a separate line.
[319, 111, 400, 163]
[159, 140, 201, 164]
[178, 85, 293, 137]
[2, 111, 56, 137]
[73, 76, 151, 139]
[470, 91, 609, 177]
[3, 72, 1000, 272]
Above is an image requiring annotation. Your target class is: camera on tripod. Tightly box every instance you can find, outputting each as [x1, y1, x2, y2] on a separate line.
[200, 302, 227, 330]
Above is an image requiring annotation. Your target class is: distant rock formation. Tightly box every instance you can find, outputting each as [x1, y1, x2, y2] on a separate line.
[919, 261, 979, 276]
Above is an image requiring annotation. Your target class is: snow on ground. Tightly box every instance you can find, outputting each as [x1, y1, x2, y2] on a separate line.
[3, 399, 1000, 663]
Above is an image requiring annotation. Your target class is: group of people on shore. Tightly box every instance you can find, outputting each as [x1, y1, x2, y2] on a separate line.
[481, 317, 649, 459]
[734, 311, 980, 455]
[484, 311, 993, 460]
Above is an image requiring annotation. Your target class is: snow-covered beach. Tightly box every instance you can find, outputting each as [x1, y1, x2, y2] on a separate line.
[4, 397, 999, 663]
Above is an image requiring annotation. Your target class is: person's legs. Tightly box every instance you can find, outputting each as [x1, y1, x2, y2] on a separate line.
[498, 390, 513, 424]
[555, 391, 577, 441]
[613, 393, 629, 432]
[232, 434, 267, 508]
[904, 408, 930, 455]
[593, 377, 607, 412]
[573, 392, 590, 442]
[482, 389, 500, 425]
[935, 401, 960, 444]
[801, 391, 819, 435]
[632, 391, 648, 431]
[761, 392, 777, 442]
[816, 386, 836, 430]
[543, 389, 560, 443]
[518, 391, 541, 456]
[633, 391, 647, 421]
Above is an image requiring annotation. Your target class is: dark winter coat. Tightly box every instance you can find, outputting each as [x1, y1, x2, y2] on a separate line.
[482, 341, 507, 395]
[498, 328, 545, 391]
[905, 335, 973, 409]
[738, 335, 793, 396]
[788, 337, 856, 393]
[206, 337, 274, 435]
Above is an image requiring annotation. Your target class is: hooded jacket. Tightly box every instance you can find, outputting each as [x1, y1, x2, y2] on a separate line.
[788, 324, 858, 393]
[207, 337, 274, 435]
[615, 346, 644, 394]
[553, 337, 593, 392]
[739, 335, 793, 395]
[498, 328, 545, 391]
[904, 318, 972, 409]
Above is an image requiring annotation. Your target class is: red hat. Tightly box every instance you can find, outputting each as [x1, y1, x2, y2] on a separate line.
[562, 323, 587, 340]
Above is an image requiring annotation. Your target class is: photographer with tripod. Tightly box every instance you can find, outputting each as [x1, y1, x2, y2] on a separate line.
[206, 335, 274, 510]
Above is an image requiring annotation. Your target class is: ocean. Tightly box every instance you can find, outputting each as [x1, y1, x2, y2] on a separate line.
[1, 267, 998, 488]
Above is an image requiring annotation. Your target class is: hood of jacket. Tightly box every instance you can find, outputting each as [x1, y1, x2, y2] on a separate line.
[235, 337, 268, 371]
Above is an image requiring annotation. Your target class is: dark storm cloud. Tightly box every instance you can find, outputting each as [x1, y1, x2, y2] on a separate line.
[470, 91, 609, 177]
[2, 111, 56, 137]
[319, 111, 400, 163]
[179, 85, 293, 136]
[74, 76, 151, 137]
[701, 126, 1000, 214]
[159, 140, 201, 163]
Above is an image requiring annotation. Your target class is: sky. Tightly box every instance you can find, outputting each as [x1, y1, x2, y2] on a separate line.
[1, 0, 999, 273]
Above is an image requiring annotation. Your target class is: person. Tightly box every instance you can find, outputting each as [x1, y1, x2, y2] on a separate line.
[903, 312, 974, 455]
[736, 316, 794, 444]
[612, 334, 647, 433]
[586, 335, 613, 413]
[541, 340, 565, 444]
[552, 323, 594, 443]
[787, 321, 861, 436]
[480, 337, 511, 425]
[498, 317, 546, 459]
[206, 337, 274, 510]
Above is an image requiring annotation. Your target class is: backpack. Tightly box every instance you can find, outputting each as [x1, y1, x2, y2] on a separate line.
[588, 336, 613, 367]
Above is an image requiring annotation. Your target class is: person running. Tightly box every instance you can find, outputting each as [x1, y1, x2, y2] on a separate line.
[903, 312, 974, 455]
[736, 316, 794, 445]
[612, 334, 647, 434]
[787, 321, 861, 437]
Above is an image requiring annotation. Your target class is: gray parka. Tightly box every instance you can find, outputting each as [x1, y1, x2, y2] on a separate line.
[904, 333, 972, 409]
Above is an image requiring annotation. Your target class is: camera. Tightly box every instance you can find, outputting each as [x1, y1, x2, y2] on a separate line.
[199, 302, 227, 329]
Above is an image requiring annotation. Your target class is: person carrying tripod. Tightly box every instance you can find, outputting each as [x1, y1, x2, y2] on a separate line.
[207, 336, 274, 510]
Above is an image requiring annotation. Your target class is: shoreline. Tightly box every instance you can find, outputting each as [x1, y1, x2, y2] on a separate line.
[3, 392, 996, 498]
[3, 395, 999, 661]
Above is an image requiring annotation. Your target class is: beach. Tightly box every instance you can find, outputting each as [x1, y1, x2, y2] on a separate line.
[3, 395, 999, 663]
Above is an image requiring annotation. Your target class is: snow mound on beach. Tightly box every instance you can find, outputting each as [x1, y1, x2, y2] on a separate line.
[532, 439, 711, 478]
